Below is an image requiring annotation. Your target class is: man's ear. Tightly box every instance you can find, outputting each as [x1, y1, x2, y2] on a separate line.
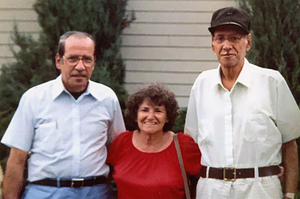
[55, 53, 62, 70]
[211, 37, 216, 52]
[246, 34, 252, 51]
[212, 43, 216, 52]
[211, 34, 218, 53]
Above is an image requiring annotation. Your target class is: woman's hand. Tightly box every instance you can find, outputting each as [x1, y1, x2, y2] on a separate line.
[277, 165, 284, 181]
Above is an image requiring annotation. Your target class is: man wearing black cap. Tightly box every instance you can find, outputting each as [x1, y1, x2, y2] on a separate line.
[185, 7, 300, 199]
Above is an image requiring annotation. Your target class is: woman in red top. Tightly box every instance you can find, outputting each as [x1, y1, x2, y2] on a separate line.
[107, 83, 201, 199]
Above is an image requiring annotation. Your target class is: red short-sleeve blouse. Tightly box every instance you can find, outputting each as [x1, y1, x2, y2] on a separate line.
[107, 131, 201, 199]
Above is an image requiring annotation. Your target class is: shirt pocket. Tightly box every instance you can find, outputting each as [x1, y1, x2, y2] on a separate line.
[34, 121, 61, 154]
[243, 113, 269, 142]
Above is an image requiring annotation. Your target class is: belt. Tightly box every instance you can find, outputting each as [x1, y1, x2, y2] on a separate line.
[200, 165, 280, 181]
[30, 176, 107, 188]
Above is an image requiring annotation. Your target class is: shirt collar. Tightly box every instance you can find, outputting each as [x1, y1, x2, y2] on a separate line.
[85, 81, 103, 101]
[52, 75, 98, 101]
[52, 75, 65, 100]
[235, 58, 251, 88]
[213, 58, 252, 89]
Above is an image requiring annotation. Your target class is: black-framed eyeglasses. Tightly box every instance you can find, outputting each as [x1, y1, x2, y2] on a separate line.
[63, 55, 95, 68]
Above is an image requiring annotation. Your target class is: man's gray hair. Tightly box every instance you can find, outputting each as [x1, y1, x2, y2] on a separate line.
[57, 31, 95, 57]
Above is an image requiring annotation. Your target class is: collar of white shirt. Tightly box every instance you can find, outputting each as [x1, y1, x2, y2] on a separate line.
[213, 58, 252, 90]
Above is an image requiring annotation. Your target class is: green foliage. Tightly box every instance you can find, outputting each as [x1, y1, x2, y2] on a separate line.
[172, 108, 187, 133]
[239, 0, 300, 105]
[0, 0, 131, 161]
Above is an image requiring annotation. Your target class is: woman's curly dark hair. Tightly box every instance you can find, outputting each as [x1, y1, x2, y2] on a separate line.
[125, 83, 179, 132]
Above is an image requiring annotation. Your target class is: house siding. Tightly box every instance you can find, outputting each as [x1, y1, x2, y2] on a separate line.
[0, 0, 39, 66]
[122, 0, 237, 107]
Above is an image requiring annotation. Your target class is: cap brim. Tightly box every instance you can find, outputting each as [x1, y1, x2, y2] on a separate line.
[208, 22, 249, 34]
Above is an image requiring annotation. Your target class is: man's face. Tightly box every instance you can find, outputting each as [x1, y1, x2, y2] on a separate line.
[211, 26, 251, 69]
[56, 35, 95, 93]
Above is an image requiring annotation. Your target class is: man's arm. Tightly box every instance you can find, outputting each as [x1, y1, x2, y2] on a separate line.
[184, 87, 198, 142]
[282, 139, 298, 198]
[2, 147, 28, 199]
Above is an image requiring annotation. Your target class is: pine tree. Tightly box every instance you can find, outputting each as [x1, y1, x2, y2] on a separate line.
[239, 0, 300, 105]
[0, 0, 132, 163]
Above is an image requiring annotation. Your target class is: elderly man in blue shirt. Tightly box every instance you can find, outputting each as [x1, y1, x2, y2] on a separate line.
[1, 31, 126, 199]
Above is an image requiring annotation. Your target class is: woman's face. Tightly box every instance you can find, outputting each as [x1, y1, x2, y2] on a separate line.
[136, 100, 169, 134]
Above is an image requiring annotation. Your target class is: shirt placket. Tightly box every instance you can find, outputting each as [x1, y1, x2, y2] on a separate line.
[71, 101, 81, 176]
[224, 92, 234, 166]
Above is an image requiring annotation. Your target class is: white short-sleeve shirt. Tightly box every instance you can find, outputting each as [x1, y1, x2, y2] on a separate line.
[1, 76, 126, 182]
[185, 59, 300, 199]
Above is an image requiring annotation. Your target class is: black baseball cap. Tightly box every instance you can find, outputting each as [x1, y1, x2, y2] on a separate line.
[208, 7, 251, 34]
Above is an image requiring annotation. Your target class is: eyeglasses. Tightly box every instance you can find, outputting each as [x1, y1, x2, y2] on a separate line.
[63, 55, 95, 68]
[213, 34, 246, 44]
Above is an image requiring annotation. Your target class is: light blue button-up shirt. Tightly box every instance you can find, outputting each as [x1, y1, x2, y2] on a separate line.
[2, 76, 125, 182]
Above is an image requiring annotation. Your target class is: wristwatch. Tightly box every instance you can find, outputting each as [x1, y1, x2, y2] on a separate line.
[283, 193, 295, 199]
